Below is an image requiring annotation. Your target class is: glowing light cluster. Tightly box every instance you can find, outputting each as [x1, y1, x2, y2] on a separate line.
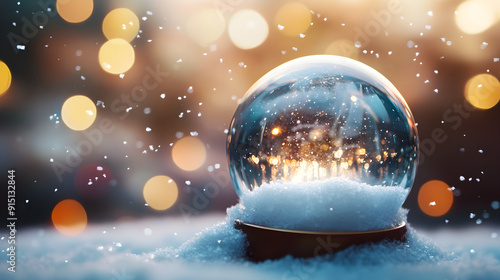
[57, 0, 94, 23]
[418, 180, 453, 217]
[271, 127, 281, 136]
[143, 175, 179, 210]
[0, 61, 12, 96]
[172, 137, 206, 171]
[244, 146, 405, 185]
[61, 95, 97, 131]
[51, 199, 88, 236]
[228, 9, 269, 49]
[465, 73, 500, 109]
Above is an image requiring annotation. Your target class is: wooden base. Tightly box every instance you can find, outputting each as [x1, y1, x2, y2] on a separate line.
[235, 219, 407, 262]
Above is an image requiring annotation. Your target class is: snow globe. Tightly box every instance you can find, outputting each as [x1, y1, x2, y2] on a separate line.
[227, 55, 419, 260]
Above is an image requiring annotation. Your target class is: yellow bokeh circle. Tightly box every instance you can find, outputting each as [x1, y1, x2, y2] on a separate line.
[186, 8, 226, 46]
[465, 73, 500, 109]
[57, 0, 94, 23]
[228, 9, 269, 50]
[51, 199, 88, 236]
[102, 8, 140, 42]
[0, 61, 12, 96]
[98, 38, 135, 74]
[61, 95, 97, 131]
[143, 175, 179, 211]
[325, 39, 359, 60]
[172, 137, 206, 171]
[275, 2, 311, 37]
[455, 0, 496, 34]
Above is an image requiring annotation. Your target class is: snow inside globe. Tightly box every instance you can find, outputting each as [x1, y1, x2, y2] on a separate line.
[227, 55, 419, 232]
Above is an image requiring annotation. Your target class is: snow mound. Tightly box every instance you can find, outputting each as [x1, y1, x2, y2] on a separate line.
[228, 177, 409, 231]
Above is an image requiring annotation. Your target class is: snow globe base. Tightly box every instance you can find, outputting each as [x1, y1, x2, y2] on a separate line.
[235, 219, 407, 262]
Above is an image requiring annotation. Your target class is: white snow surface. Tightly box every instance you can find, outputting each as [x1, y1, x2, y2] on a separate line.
[229, 177, 409, 231]
[1, 213, 500, 280]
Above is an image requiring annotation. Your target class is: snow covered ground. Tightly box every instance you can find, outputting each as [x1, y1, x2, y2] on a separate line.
[1, 213, 499, 280]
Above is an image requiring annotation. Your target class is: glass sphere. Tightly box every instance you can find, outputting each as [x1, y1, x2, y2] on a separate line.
[227, 55, 418, 201]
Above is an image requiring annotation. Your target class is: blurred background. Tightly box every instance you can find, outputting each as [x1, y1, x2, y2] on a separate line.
[0, 0, 499, 236]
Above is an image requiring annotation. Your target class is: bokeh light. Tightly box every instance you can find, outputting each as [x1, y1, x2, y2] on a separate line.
[455, 0, 496, 34]
[465, 73, 500, 109]
[271, 127, 281, 136]
[228, 9, 269, 49]
[143, 175, 179, 210]
[275, 2, 311, 37]
[75, 163, 113, 198]
[172, 136, 206, 171]
[98, 38, 135, 74]
[56, 0, 94, 23]
[325, 39, 359, 60]
[418, 180, 454, 217]
[0, 60, 12, 96]
[102, 8, 140, 42]
[61, 95, 97, 131]
[186, 8, 225, 46]
[51, 199, 88, 236]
